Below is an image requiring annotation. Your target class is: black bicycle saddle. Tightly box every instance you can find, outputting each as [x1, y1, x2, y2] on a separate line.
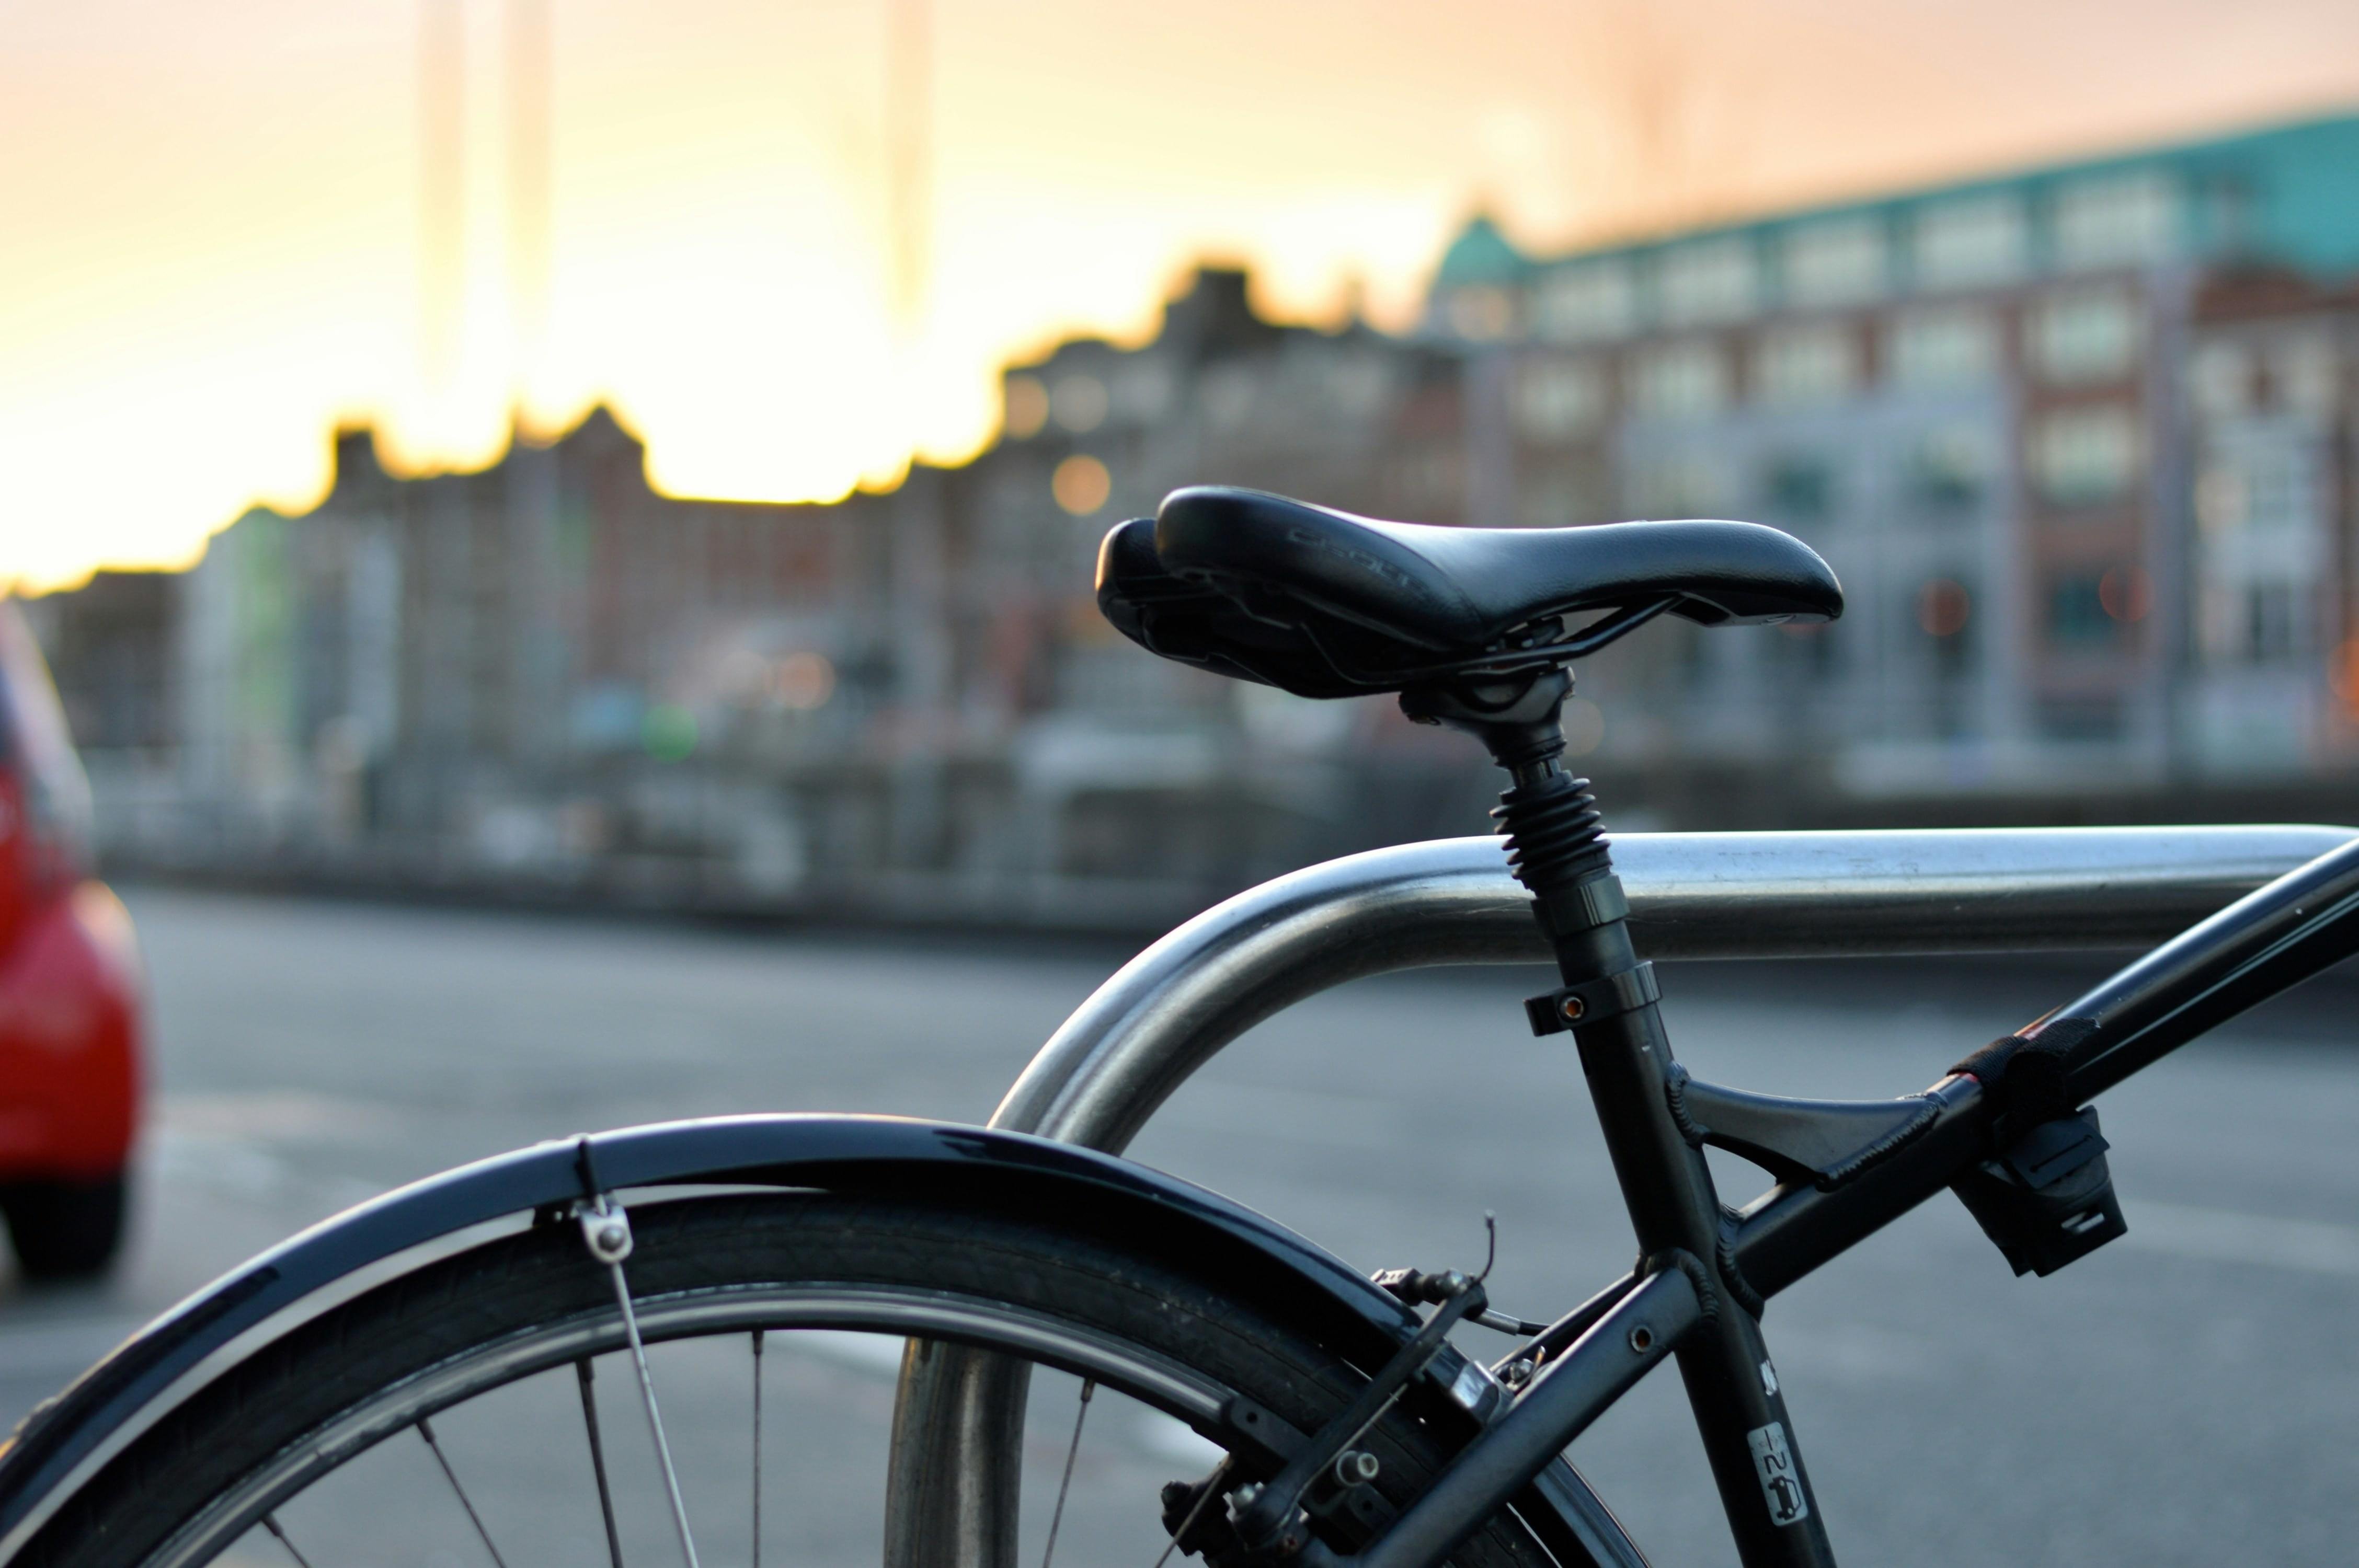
[1096, 486, 1843, 698]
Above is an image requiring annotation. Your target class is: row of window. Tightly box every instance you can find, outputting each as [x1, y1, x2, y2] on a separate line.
[1005, 355, 1401, 442]
[2200, 581, 2312, 665]
[1625, 406, 2140, 522]
[1459, 168, 2180, 343]
[2194, 443, 2323, 536]
[2189, 335, 2344, 421]
[1629, 444, 1979, 521]
[1512, 289, 2142, 434]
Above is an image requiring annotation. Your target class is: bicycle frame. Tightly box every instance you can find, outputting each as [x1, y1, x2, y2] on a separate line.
[899, 824, 2359, 1568]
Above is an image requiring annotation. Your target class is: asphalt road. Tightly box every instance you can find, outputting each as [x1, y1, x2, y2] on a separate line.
[5, 885, 2357, 1566]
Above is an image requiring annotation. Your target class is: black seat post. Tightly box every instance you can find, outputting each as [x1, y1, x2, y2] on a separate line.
[1400, 669, 1618, 966]
[1400, 670, 1842, 1568]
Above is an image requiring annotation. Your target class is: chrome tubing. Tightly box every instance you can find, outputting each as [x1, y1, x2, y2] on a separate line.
[990, 825, 2355, 1152]
[893, 824, 2352, 1568]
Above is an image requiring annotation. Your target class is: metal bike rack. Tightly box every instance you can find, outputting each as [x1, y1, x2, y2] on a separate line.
[890, 824, 2356, 1568]
[990, 825, 2357, 1151]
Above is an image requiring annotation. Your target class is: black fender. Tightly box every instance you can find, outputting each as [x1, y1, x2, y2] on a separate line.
[0, 1115, 1644, 1568]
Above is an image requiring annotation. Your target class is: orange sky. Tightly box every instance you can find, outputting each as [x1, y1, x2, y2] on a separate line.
[5, 0, 2358, 592]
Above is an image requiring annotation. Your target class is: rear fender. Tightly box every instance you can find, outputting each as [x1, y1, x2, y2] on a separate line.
[0, 1115, 1640, 1567]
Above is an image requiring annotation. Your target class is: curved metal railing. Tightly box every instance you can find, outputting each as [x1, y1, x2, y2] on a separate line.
[891, 824, 2356, 1567]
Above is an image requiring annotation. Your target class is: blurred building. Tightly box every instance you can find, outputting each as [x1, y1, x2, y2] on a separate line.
[25, 271, 1471, 923]
[107, 411, 866, 906]
[2182, 267, 2359, 782]
[20, 571, 177, 752]
[1425, 110, 2359, 813]
[23, 111, 2359, 923]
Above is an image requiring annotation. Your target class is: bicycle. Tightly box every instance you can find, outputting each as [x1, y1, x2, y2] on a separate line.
[4, 485, 2357, 1568]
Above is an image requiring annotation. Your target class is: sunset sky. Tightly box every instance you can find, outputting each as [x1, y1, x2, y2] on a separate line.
[5, 0, 2358, 591]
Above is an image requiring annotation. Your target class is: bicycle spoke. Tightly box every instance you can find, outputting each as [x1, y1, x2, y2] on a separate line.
[417, 1417, 510, 1568]
[750, 1330, 764, 1568]
[1039, 1379, 1094, 1568]
[576, 1359, 627, 1568]
[261, 1514, 316, 1568]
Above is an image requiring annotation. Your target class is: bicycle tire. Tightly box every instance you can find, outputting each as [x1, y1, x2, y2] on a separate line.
[22, 1191, 1571, 1568]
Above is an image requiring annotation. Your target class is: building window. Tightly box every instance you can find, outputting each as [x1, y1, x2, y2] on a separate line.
[1200, 365, 1255, 429]
[1756, 325, 1858, 405]
[1533, 261, 1637, 342]
[1114, 362, 1176, 422]
[1657, 238, 1759, 326]
[2247, 443, 2320, 529]
[2189, 340, 2251, 418]
[1913, 193, 2029, 289]
[2038, 696, 2123, 738]
[2029, 406, 2139, 505]
[1445, 285, 1516, 341]
[2194, 463, 2243, 533]
[2198, 443, 2319, 535]
[2200, 579, 2307, 664]
[1514, 358, 1607, 440]
[1916, 577, 1973, 638]
[1782, 216, 1887, 306]
[1633, 454, 1730, 516]
[2028, 287, 2140, 384]
[2246, 583, 2298, 661]
[1631, 341, 1730, 419]
[1888, 307, 1999, 387]
[1760, 453, 1837, 521]
[1327, 356, 1391, 418]
[1908, 426, 1992, 512]
[2048, 573, 2118, 648]
[1051, 374, 1109, 433]
[2274, 336, 2340, 418]
[1003, 375, 1050, 439]
[2053, 169, 2180, 269]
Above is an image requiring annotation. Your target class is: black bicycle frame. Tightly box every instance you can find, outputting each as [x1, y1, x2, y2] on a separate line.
[1298, 828, 2359, 1568]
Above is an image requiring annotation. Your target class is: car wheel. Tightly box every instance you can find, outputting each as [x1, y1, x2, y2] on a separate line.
[1, 1174, 127, 1282]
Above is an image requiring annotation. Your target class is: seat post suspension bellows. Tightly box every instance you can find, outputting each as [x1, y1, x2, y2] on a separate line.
[1400, 670, 1620, 961]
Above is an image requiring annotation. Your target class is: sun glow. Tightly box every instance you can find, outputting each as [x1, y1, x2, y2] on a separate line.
[6, 0, 2357, 592]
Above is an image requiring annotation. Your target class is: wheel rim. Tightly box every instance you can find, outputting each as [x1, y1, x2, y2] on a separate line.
[146, 1284, 1240, 1568]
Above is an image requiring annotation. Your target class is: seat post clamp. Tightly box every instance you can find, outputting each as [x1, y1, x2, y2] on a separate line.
[1526, 961, 1659, 1036]
[1538, 871, 1630, 938]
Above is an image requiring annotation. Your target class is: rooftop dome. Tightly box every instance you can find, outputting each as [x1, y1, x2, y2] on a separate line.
[1434, 214, 1528, 287]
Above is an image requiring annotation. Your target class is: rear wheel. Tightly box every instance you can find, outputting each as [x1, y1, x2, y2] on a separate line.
[22, 1192, 1573, 1568]
[0, 1173, 125, 1282]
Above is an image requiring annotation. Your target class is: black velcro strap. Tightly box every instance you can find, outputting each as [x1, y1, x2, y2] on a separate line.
[1539, 873, 1630, 938]
[1527, 962, 1660, 1036]
[1951, 1017, 2099, 1128]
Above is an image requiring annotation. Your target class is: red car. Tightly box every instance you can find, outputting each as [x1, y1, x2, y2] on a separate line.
[0, 604, 141, 1279]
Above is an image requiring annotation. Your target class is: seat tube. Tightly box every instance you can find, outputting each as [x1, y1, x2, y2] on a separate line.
[1417, 669, 1838, 1568]
[1540, 879, 1837, 1568]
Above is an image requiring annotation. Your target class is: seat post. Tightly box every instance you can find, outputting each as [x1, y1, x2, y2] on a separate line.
[1400, 670, 1843, 1568]
[1399, 670, 1613, 939]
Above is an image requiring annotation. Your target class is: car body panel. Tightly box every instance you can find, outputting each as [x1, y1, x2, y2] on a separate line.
[0, 604, 142, 1185]
[0, 884, 140, 1177]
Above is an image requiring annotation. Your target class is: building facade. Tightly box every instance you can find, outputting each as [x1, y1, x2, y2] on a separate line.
[25, 113, 2359, 921]
[30, 271, 1478, 921]
[1425, 111, 2359, 812]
